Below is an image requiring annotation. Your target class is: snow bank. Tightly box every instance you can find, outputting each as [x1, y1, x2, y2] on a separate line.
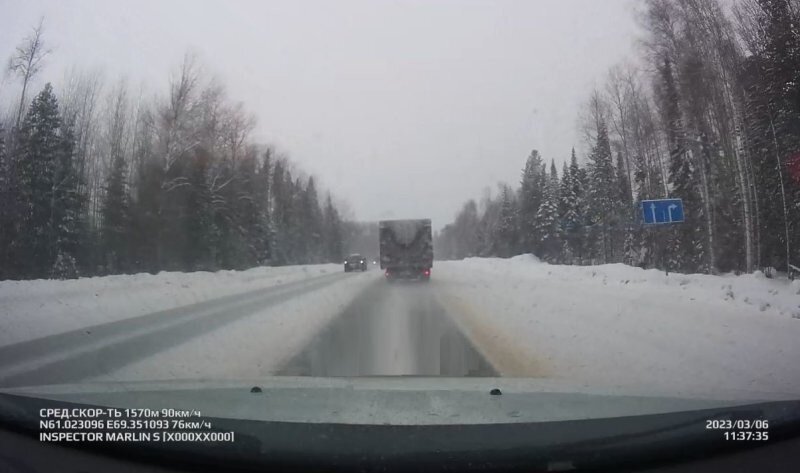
[0, 264, 340, 346]
[435, 257, 800, 399]
[458, 255, 800, 319]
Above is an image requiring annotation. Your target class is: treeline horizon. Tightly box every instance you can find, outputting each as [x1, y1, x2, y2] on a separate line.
[437, 0, 800, 277]
[0, 26, 347, 280]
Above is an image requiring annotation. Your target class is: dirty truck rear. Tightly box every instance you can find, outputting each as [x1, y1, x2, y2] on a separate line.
[379, 219, 433, 281]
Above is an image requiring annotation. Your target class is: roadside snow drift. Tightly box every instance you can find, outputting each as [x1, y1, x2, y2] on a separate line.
[435, 256, 800, 399]
[0, 264, 340, 346]
[2, 257, 799, 401]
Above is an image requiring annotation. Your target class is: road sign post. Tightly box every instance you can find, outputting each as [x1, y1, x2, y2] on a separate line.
[639, 199, 685, 276]
[640, 199, 684, 225]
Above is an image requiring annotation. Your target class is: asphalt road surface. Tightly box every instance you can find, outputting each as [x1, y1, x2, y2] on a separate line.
[0, 273, 346, 387]
[279, 279, 495, 377]
[0, 272, 493, 387]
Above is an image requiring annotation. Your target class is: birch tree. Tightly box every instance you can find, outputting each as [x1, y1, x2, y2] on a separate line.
[7, 18, 50, 130]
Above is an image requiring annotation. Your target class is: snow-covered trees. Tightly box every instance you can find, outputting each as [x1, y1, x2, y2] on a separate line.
[586, 119, 617, 264]
[322, 193, 344, 264]
[736, 0, 800, 276]
[518, 150, 545, 254]
[12, 84, 61, 277]
[535, 160, 561, 262]
[435, 199, 480, 260]
[97, 81, 133, 273]
[3, 1, 799, 279]
[0, 124, 9, 277]
[495, 185, 519, 258]
[439, 0, 799, 276]
[560, 149, 586, 263]
[51, 120, 87, 277]
[656, 57, 705, 273]
[302, 177, 324, 264]
[6, 84, 86, 279]
[100, 133, 131, 273]
[0, 37, 347, 280]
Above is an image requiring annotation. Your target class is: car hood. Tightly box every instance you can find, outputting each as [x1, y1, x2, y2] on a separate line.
[1, 376, 796, 425]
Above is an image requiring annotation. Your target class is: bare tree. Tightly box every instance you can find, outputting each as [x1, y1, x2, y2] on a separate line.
[7, 17, 51, 129]
[196, 80, 226, 153]
[91, 79, 133, 225]
[60, 67, 104, 224]
[606, 64, 636, 205]
[158, 51, 202, 172]
[222, 101, 256, 164]
[578, 89, 611, 153]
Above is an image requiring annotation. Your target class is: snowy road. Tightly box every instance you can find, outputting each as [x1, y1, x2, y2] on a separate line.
[0, 272, 349, 387]
[2, 258, 800, 401]
[279, 279, 495, 377]
[1, 268, 498, 386]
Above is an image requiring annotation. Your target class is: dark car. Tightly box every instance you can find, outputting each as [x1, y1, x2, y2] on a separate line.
[344, 254, 367, 272]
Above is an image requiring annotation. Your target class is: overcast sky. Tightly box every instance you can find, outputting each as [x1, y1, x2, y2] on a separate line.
[1, 0, 639, 228]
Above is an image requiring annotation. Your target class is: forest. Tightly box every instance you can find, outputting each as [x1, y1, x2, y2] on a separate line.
[436, 0, 800, 277]
[2, 0, 799, 281]
[0, 33, 346, 280]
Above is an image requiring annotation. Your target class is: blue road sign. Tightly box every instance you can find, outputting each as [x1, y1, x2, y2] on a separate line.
[641, 198, 684, 224]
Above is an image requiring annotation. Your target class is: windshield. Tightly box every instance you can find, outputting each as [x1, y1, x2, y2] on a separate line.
[1, 0, 800, 452]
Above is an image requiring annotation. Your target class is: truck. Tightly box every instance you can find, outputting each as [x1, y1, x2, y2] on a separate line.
[379, 219, 433, 281]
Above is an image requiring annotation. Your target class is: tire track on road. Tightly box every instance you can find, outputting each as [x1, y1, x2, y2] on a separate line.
[278, 278, 497, 377]
[433, 280, 550, 378]
[0, 273, 347, 387]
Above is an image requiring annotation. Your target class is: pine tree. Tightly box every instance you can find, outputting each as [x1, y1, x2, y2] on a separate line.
[184, 149, 216, 270]
[536, 160, 561, 262]
[100, 144, 131, 273]
[50, 120, 85, 279]
[322, 193, 343, 263]
[518, 150, 545, 254]
[453, 199, 480, 258]
[740, 0, 800, 275]
[558, 161, 573, 260]
[559, 161, 570, 209]
[0, 124, 5, 196]
[0, 124, 8, 278]
[559, 148, 585, 263]
[586, 119, 616, 263]
[13, 83, 62, 278]
[269, 160, 288, 265]
[303, 177, 323, 263]
[496, 185, 518, 257]
[288, 176, 306, 264]
[130, 150, 164, 274]
[230, 150, 266, 269]
[658, 57, 705, 273]
[616, 150, 637, 264]
[252, 150, 272, 265]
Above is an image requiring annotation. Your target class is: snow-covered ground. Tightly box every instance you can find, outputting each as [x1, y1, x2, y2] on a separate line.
[85, 272, 375, 383]
[434, 255, 800, 399]
[0, 264, 340, 346]
[2, 257, 799, 401]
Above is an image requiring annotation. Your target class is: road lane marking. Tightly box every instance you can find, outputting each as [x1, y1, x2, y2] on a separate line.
[0, 273, 352, 386]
